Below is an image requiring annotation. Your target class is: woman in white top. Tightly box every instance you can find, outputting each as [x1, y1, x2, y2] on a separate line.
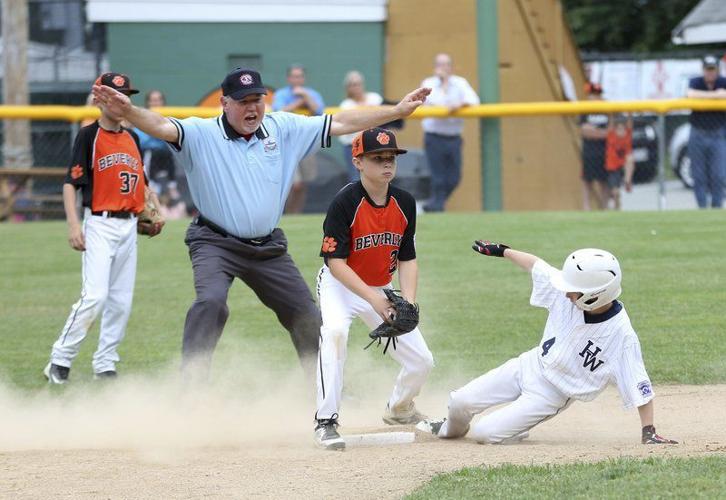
[338, 71, 383, 181]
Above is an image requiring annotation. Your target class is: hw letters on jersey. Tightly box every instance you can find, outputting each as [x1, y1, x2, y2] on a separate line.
[579, 340, 605, 372]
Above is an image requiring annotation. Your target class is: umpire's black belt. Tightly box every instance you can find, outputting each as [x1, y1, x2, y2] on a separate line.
[91, 210, 134, 219]
[194, 215, 272, 246]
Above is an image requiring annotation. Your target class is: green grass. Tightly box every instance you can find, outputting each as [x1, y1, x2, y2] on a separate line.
[406, 456, 726, 500]
[0, 210, 725, 390]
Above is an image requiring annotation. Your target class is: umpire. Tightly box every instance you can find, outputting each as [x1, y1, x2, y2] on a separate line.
[92, 68, 430, 378]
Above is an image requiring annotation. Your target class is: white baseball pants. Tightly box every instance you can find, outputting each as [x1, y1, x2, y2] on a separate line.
[438, 348, 572, 443]
[50, 209, 138, 374]
[315, 266, 434, 420]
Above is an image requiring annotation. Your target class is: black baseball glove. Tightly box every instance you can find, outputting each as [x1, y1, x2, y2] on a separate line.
[472, 240, 510, 257]
[642, 425, 678, 444]
[365, 289, 419, 354]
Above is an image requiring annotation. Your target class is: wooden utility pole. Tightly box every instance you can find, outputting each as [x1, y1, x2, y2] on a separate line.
[2, 0, 32, 167]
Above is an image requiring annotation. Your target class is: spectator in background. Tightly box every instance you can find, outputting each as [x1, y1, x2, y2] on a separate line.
[579, 83, 609, 210]
[421, 54, 479, 212]
[81, 92, 96, 127]
[686, 55, 726, 209]
[604, 114, 635, 210]
[421, 53, 480, 212]
[338, 71, 383, 181]
[134, 90, 187, 218]
[273, 65, 325, 213]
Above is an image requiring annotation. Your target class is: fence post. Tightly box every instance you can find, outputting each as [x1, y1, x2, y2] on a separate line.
[657, 113, 666, 210]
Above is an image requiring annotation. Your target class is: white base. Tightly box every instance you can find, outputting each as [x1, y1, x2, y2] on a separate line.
[342, 432, 416, 447]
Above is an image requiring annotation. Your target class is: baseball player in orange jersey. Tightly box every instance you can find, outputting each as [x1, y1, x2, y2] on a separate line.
[44, 73, 162, 384]
[314, 127, 434, 450]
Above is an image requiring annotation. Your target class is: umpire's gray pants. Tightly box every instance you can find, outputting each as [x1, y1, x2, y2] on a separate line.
[182, 223, 320, 377]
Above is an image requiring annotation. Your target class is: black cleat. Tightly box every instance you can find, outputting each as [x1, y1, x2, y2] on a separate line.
[314, 417, 346, 451]
[415, 419, 446, 436]
[93, 370, 117, 380]
[43, 363, 70, 384]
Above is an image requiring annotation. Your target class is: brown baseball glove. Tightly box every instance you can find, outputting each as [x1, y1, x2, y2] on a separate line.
[137, 188, 165, 237]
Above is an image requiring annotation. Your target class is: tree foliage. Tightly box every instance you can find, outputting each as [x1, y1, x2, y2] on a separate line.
[562, 0, 702, 53]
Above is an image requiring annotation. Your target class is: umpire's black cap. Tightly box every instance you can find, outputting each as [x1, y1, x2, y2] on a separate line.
[221, 68, 267, 100]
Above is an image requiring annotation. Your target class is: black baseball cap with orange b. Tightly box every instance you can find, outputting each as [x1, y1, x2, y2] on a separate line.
[351, 127, 407, 158]
[94, 72, 139, 95]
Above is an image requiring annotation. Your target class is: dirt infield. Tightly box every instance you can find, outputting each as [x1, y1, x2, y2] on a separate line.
[0, 383, 723, 499]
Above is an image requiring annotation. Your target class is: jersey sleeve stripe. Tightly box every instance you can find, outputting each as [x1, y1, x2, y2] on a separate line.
[321, 114, 332, 149]
[90, 127, 100, 173]
[349, 197, 366, 228]
[167, 117, 184, 151]
[390, 195, 409, 226]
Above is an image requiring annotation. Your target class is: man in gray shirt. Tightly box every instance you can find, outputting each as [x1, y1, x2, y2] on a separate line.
[92, 68, 430, 379]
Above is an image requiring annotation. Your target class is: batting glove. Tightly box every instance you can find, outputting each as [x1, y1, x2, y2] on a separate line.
[642, 425, 678, 444]
[472, 240, 510, 257]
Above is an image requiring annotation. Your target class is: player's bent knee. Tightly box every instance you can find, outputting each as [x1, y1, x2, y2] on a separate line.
[194, 296, 229, 316]
[84, 292, 109, 311]
[413, 351, 434, 375]
[321, 324, 349, 344]
[291, 304, 321, 326]
[107, 291, 133, 308]
[469, 423, 499, 444]
[422, 350, 435, 371]
[470, 421, 521, 444]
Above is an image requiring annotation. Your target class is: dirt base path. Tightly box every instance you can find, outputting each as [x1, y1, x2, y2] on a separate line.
[1, 385, 724, 499]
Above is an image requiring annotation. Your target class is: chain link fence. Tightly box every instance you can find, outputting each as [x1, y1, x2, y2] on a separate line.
[578, 110, 724, 211]
[0, 120, 75, 220]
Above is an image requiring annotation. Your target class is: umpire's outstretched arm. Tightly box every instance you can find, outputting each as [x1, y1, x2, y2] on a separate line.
[328, 87, 431, 136]
[93, 84, 433, 145]
[92, 84, 181, 143]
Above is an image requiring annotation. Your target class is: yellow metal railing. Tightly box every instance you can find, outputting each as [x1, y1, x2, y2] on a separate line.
[1, 99, 726, 121]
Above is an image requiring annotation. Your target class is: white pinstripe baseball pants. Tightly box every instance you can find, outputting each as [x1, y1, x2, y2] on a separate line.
[438, 348, 572, 443]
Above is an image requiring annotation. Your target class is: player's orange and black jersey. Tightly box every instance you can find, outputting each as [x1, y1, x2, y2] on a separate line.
[320, 181, 416, 286]
[605, 128, 632, 172]
[64, 121, 147, 213]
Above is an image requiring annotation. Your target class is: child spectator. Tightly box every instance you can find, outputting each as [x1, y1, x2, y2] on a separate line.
[604, 114, 635, 210]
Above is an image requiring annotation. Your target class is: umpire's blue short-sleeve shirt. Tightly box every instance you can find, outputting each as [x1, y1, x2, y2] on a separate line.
[169, 112, 332, 238]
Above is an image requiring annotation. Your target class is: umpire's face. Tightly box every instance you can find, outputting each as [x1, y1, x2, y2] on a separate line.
[222, 94, 266, 135]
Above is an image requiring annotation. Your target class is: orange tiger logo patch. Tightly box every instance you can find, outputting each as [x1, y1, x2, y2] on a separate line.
[70, 164, 83, 180]
[321, 236, 337, 253]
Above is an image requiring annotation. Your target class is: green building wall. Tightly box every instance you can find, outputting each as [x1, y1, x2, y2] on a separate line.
[108, 22, 385, 107]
